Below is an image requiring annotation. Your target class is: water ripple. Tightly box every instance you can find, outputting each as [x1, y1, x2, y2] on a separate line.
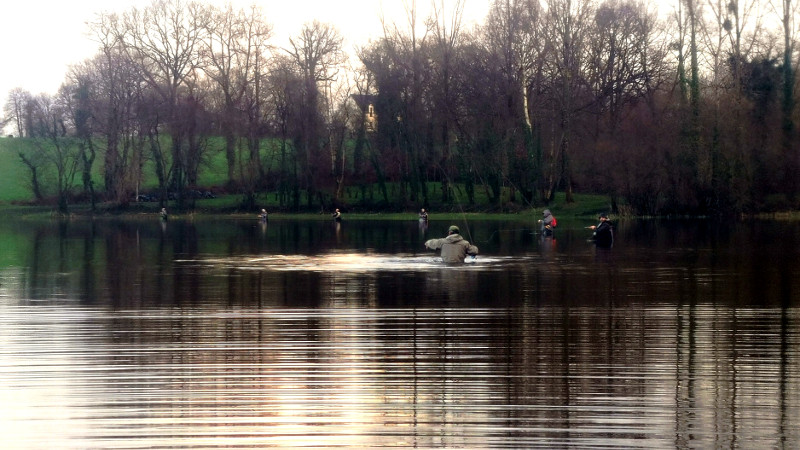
[1, 304, 798, 448]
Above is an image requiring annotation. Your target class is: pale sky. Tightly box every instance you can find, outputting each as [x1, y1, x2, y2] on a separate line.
[0, 0, 489, 119]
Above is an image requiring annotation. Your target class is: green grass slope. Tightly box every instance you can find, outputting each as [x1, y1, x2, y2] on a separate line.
[0, 136, 614, 219]
[0, 138, 36, 203]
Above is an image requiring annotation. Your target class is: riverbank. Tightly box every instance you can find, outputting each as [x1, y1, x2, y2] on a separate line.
[0, 190, 615, 222]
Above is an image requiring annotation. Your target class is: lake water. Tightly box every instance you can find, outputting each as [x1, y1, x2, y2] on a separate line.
[0, 216, 798, 448]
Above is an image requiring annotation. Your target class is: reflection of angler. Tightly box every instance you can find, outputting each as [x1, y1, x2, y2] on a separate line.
[540, 234, 556, 251]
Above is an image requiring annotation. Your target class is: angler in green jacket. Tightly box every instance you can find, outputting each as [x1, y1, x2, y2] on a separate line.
[424, 225, 479, 263]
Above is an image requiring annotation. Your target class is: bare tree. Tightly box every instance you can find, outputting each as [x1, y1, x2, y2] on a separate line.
[685, 0, 702, 158]
[325, 69, 356, 202]
[201, 3, 273, 188]
[18, 145, 46, 202]
[376, 0, 434, 206]
[3, 88, 33, 137]
[776, 0, 800, 195]
[88, 12, 149, 205]
[264, 55, 305, 208]
[349, 54, 381, 203]
[482, 0, 544, 205]
[706, 0, 769, 210]
[429, 0, 467, 203]
[580, 1, 673, 214]
[115, 0, 210, 207]
[485, 0, 542, 130]
[286, 20, 345, 209]
[28, 94, 80, 213]
[357, 42, 400, 205]
[587, 1, 661, 132]
[541, 0, 595, 202]
[60, 70, 97, 210]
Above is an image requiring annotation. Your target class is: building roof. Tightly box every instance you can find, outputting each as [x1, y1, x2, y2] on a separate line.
[350, 94, 377, 110]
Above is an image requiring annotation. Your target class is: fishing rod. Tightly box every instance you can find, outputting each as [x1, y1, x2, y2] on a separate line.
[484, 228, 540, 242]
[434, 162, 475, 244]
[434, 163, 552, 244]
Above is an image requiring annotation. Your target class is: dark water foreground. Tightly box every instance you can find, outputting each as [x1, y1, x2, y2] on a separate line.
[0, 217, 798, 448]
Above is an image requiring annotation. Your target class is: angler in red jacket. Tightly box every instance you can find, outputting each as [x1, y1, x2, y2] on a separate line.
[538, 209, 557, 236]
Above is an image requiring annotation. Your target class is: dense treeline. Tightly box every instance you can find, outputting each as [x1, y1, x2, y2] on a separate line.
[2, 0, 799, 215]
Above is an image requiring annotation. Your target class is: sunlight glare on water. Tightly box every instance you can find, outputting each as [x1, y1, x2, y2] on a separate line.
[180, 253, 502, 273]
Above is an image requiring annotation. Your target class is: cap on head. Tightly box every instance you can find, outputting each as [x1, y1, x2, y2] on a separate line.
[599, 213, 608, 219]
[448, 225, 460, 234]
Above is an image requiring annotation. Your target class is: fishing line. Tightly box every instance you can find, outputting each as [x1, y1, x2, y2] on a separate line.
[434, 162, 474, 243]
[434, 152, 561, 247]
[499, 171, 539, 211]
[433, 163, 547, 244]
[484, 228, 539, 242]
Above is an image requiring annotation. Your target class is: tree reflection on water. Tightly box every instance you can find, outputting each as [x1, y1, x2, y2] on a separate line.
[0, 217, 798, 448]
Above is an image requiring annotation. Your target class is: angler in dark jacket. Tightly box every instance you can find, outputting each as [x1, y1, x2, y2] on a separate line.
[589, 213, 614, 248]
[424, 225, 479, 263]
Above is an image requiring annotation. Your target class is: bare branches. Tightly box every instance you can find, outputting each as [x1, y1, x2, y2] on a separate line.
[286, 21, 345, 84]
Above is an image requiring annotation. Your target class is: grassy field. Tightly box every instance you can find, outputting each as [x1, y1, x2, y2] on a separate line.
[0, 136, 613, 219]
[0, 138, 37, 202]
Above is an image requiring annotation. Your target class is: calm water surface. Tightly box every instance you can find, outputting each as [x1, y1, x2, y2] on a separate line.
[0, 217, 798, 448]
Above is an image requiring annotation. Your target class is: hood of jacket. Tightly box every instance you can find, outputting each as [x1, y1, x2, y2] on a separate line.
[445, 234, 464, 243]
